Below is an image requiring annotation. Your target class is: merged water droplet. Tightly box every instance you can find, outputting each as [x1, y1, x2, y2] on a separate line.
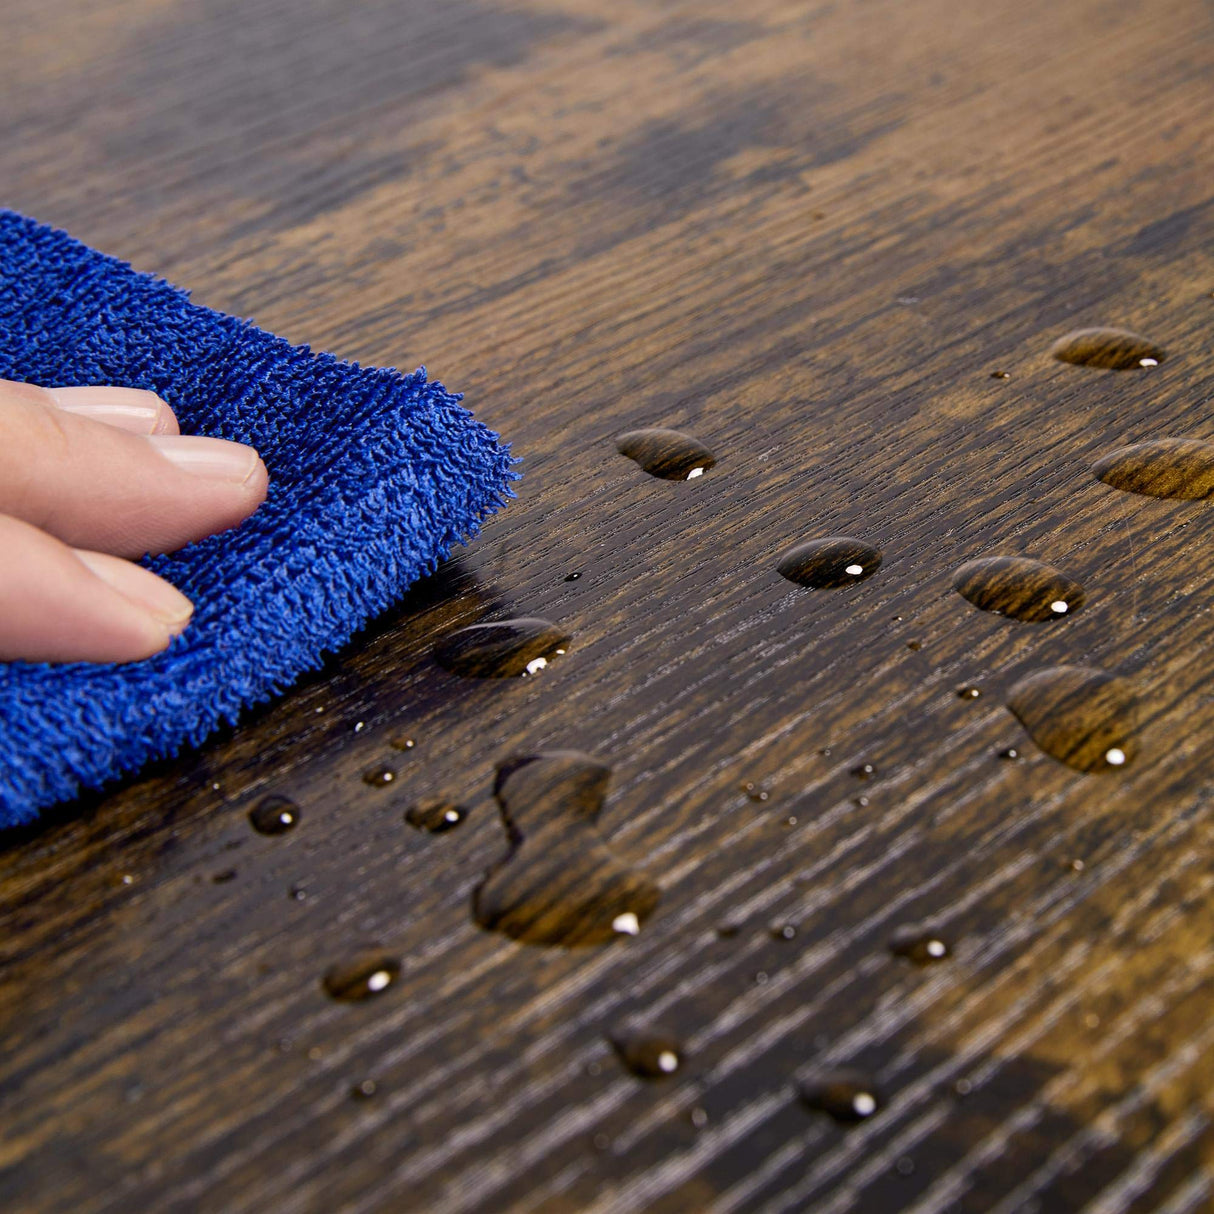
[798, 1069, 883, 1123]
[1050, 327, 1166, 370]
[889, 923, 951, 965]
[472, 751, 660, 947]
[1006, 666, 1138, 772]
[248, 794, 300, 835]
[404, 800, 469, 833]
[1092, 438, 1214, 500]
[321, 950, 401, 1001]
[777, 537, 882, 588]
[952, 556, 1085, 622]
[434, 618, 571, 678]
[615, 428, 716, 480]
[609, 1027, 684, 1078]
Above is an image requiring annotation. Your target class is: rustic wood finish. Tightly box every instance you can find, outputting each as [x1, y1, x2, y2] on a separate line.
[2, 1, 1213, 1211]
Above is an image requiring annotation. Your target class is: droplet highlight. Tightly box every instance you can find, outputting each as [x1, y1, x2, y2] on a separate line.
[799, 1069, 883, 1123]
[615, 428, 717, 480]
[405, 800, 469, 834]
[321, 950, 401, 1001]
[248, 795, 300, 836]
[778, 537, 882, 589]
[952, 556, 1086, 623]
[472, 751, 660, 947]
[1050, 327, 1166, 370]
[435, 618, 571, 679]
[609, 1028, 684, 1078]
[1092, 438, 1214, 500]
[1006, 666, 1138, 772]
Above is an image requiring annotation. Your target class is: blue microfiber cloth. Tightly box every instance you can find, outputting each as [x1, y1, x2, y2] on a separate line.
[0, 210, 516, 827]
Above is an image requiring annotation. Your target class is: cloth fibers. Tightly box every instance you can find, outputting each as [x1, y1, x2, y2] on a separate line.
[0, 210, 515, 826]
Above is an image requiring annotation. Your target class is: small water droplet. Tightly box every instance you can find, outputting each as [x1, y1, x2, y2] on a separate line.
[956, 685, 981, 700]
[853, 796, 870, 807]
[754, 970, 769, 985]
[999, 747, 1020, 760]
[322, 951, 401, 1001]
[350, 1079, 378, 1099]
[362, 767, 396, 788]
[564, 571, 583, 582]
[609, 1028, 683, 1078]
[785, 815, 798, 826]
[248, 794, 300, 835]
[473, 752, 660, 946]
[435, 618, 572, 678]
[690, 1107, 709, 1128]
[120, 874, 134, 886]
[889, 923, 951, 965]
[592, 1133, 611, 1151]
[1084, 1012, 1100, 1029]
[389, 736, 416, 752]
[289, 884, 307, 901]
[353, 721, 366, 733]
[1007, 666, 1138, 772]
[952, 556, 1086, 622]
[1069, 858, 1086, 872]
[741, 781, 770, 802]
[770, 923, 797, 940]
[954, 1078, 973, 1096]
[896, 1157, 916, 1177]
[212, 869, 237, 884]
[615, 428, 717, 480]
[715, 919, 743, 938]
[990, 370, 1012, 380]
[799, 1070, 883, 1123]
[906, 640, 922, 651]
[851, 763, 877, 780]
[1050, 327, 1166, 370]
[777, 537, 882, 588]
[405, 801, 469, 833]
[1092, 438, 1214, 500]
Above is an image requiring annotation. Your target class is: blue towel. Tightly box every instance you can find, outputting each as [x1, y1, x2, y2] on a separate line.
[0, 210, 515, 826]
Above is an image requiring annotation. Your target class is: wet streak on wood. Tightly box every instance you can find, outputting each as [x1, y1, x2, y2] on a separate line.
[1, 1, 1213, 1212]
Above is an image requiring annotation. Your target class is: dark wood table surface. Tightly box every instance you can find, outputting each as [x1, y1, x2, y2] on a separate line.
[2, 1, 1213, 1211]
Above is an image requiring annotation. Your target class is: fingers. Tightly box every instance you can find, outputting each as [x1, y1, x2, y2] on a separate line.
[45, 385, 180, 435]
[0, 513, 192, 663]
[0, 379, 267, 558]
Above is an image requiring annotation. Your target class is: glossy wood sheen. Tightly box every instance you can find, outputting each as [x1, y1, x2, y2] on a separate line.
[2, 2, 1213, 1212]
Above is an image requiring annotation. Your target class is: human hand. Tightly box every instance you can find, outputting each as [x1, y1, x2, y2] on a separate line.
[0, 379, 267, 663]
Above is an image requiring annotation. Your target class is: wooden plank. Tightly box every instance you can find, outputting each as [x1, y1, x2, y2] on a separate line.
[1, 1, 1212, 1210]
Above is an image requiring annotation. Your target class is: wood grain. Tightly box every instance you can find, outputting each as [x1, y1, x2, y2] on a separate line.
[2, 1, 1213, 1211]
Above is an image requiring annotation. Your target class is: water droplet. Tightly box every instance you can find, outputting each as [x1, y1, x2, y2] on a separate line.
[741, 781, 770, 802]
[798, 1070, 883, 1123]
[999, 747, 1020, 760]
[289, 884, 307, 901]
[615, 428, 717, 480]
[404, 800, 469, 834]
[362, 767, 396, 788]
[248, 794, 300, 835]
[770, 923, 797, 940]
[1069, 858, 1086, 872]
[853, 796, 870, 807]
[609, 1028, 683, 1078]
[896, 1157, 915, 1177]
[777, 537, 882, 588]
[690, 1107, 709, 1128]
[889, 923, 951, 965]
[592, 1133, 611, 1151]
[350, 1079, 378, 1099]
[353, 721, 366, 733]
[990, 370, 1012, 380]
[435, 618, 572, 678]
[906, 640, 922, 651]
[389, 736, 416, 752]
[1007, 666, 1138, 772]
[322, 951, 402, 1001]
[754, 970, 769, 985]
[952, 556, 1086, 623]
[1050, 327, 1166, 370]
[1092, 438, 1214, 500]
[472, 752, 660, 946]
[564, 571, 583, 582]
[120, 874, 134, 886]
[954, 1078, 973, 1096]
[956, 685, 981, 700]
[851, 762, 877, 780]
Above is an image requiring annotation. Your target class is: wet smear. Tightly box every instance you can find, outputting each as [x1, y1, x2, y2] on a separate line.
[616, 428, 717, 480]
[889, 923, 951, 965]
[472, 751, 660, 947]
[362, 767, 396, 787]
[952, 556, 1085, 622]
[322, 951, 402, 1001]
[799, 1069, 883, 1123]
[248, 794, 300, 835]
[1050, 327, 1166, 370]
[405, 800, 469, 834]
[1006, 666, 1138, 772]
[434, 618, 571, 678]
[609, 1028, 683, 1078]
[1092, 438, 1214, 500]
[777, 537, 882, 588]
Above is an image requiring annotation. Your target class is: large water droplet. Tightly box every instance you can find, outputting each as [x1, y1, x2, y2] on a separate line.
[609, 1027, 684, 1078]
[1092, 438, 1214, 500]
[472, 751, 660, 947]
[889, 923, 951, 965]
[322, 951, 402, 1001]
[1007, 666, 1138, 772]
[248, 795, 300, 835]
[952, 556, 1086, 622]
[405, 800, 469, 833]
[615, 429, 717, 480]
[799, 1069, 883, 1123]
[777, 537, 882, 588]
[434, 618, 571, 678]
[1050, 327, 1166, 370]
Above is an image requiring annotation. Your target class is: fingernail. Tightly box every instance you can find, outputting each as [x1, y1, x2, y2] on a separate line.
[149, 434, 261, 484]
[74, 551, 195, 630]
[46, 387, 170, 435]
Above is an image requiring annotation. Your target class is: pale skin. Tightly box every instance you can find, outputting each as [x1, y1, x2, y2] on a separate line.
[0, 378, 268, 663]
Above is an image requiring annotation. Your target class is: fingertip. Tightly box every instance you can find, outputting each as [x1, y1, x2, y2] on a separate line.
[47, 386, 180, 436]
[73, 549, 194, 632]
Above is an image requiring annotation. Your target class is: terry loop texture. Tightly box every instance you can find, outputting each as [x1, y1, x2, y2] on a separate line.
[0, 210, 516, 826]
